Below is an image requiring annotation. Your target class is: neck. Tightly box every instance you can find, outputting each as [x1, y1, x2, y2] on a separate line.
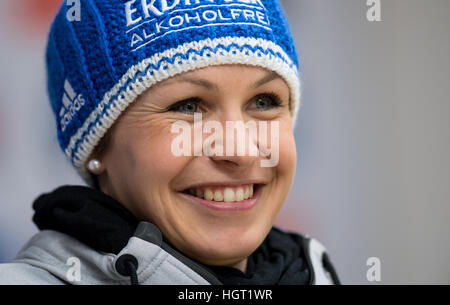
[229, 258, 247, 273]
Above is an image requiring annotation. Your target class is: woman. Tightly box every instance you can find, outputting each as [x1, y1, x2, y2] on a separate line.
[0, 0, 340, 285]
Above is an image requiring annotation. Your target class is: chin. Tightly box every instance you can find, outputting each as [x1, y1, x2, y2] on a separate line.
[184, 222, 270, 267]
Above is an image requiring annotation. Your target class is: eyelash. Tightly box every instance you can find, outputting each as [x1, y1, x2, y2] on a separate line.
[167, 97, 202, 114]
[167, 92, 283, 114]
[252, 92, 283, 110]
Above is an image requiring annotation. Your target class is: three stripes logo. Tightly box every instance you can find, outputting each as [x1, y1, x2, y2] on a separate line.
[60, 79, 85, 132]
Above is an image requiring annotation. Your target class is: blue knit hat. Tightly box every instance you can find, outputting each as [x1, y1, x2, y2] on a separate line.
[46, 0, 301, 184]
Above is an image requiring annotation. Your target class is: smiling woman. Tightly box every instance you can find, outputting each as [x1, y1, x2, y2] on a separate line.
[0, 0, 340, 285]
[93, 65, 295, 272]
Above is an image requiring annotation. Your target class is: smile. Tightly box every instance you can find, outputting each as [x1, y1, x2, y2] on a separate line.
[180, 184, 264, 211]
[185, 184, 255, 202]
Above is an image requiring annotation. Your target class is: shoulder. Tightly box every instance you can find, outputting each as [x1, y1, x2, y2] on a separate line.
[0, 230, 92, 285]
[0, 262, 65, 285]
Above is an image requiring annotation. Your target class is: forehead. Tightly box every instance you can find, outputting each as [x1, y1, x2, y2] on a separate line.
[153, 64, 283, 90]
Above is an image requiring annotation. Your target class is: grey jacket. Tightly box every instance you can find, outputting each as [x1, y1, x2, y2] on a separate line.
[0, 222, 336, 285]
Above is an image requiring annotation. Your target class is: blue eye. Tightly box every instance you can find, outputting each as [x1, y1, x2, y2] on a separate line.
[168, 98, 200, 114]
[252, 93, 282, 110]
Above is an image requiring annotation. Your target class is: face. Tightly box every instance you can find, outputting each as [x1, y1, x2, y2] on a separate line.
[93, 64, 296, 268]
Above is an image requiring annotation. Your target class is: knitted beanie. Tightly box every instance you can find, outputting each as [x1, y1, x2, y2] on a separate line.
[46, 0, 300, 184]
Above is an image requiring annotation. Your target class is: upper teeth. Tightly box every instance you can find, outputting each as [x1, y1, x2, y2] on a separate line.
[187, 185, 254, 202]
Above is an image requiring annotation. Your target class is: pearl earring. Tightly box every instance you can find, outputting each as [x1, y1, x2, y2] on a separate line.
[88, 159, 102, 173]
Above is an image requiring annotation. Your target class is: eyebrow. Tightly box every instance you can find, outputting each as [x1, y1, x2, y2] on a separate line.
[179, 77, 219, 91]
[250, 71, 282, 89]
[158, 70, 282, 91]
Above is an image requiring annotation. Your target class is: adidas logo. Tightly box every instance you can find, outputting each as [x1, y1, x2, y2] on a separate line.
[60, 79, 85, 132]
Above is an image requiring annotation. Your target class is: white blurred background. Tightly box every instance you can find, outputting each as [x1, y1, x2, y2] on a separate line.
[1, 0, 449, 284]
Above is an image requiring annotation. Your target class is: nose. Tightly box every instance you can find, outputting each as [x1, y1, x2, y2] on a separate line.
[210, 152, 258, 168]
[206, 109, 260, 168]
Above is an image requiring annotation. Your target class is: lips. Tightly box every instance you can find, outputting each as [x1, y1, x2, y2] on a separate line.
[185, 184, 254, 202]
[180, 183, 264, 211]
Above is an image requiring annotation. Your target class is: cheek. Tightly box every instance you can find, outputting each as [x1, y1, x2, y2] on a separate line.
[260, 124, 296, 219]
[276, 124, 297, 180]
[128, 126, 191, 186]
[108, 122, 193, 219]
